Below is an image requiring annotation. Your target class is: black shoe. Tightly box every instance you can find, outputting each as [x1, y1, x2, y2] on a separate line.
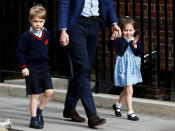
[127, 113, 139, 121]
[37, 114, 44, 126]
[29, 120, 43, 129]
[63, 108, 86, 122]
[112, 104, 122, 117]
[88, 114, 106, 128]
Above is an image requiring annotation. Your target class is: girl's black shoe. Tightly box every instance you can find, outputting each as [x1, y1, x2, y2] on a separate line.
[127, 113, 139, 121]
[112, 104, 122, 117]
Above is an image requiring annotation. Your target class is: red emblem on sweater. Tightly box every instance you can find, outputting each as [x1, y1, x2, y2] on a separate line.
[45, 39, 48, 45]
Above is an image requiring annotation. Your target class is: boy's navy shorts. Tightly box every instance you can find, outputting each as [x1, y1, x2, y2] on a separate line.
[25, 65, 53, 95]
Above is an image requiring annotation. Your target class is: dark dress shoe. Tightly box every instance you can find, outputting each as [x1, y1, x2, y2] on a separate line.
[63, 108, 86, 122]
[88, 114, 106, 128]
[29, 120, 43, 129]
[112, 104, 122, 117]
[37, 114, 44, 126]
[127, 113, 139, 121]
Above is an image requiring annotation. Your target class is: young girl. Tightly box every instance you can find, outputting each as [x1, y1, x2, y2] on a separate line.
[109, 17, 143, 121]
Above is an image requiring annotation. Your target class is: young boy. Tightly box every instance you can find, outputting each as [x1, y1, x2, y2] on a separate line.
[16, 4, 53, 129]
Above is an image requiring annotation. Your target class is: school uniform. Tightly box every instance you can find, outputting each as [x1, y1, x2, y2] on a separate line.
[109, 37, 144, 87]
[16, 27, 53, 95]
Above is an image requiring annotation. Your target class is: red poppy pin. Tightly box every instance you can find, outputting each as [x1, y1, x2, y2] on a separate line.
[44, 39, 48, 45]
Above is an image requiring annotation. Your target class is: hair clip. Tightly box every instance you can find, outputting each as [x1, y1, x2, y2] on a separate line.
[32, 2, 37, 6]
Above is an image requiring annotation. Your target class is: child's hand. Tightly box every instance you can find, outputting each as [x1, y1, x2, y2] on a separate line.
[110, 31, 121, 40]
[133, 34, 139, 49]
[22, 68, 29, 77]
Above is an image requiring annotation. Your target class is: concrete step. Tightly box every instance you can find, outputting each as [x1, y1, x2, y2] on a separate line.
[0, 83, 175, 119]
[4, 78, 69, 90]
[4, 78, 95, 90]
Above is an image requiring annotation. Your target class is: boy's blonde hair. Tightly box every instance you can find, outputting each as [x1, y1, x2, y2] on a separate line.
[29, 4, 47, 19]
[119, 16, 135, 30]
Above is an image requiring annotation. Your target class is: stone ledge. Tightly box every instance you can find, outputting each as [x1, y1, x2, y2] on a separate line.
[0, 83, 175, 118]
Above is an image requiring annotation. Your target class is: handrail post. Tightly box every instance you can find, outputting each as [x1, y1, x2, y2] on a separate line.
[0, 72, 4, 83]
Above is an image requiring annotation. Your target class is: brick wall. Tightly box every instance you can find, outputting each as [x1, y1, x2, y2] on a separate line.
[98, 0, 174, 72]
[96, 0, 174, 100]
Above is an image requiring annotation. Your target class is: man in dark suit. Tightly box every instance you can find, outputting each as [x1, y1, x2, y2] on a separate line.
[57, 0, 121, 127]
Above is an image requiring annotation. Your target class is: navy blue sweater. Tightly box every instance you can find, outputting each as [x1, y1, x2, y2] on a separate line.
[16, 30, 53, 69]
[108, 37, 143, 57]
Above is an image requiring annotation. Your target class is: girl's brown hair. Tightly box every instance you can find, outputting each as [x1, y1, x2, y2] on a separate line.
[119, 16, 136, 30]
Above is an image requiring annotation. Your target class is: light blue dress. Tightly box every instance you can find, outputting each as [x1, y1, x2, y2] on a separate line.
[114, 39, 142, 87]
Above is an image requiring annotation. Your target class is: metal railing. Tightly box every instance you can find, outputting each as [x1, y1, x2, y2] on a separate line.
[0, 0, 174, 101]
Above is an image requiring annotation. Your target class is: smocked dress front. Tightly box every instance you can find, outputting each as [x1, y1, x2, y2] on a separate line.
[114, 38, 142, 87]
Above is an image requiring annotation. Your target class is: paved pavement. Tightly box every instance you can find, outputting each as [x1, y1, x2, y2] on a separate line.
[0, 96, 175, 131]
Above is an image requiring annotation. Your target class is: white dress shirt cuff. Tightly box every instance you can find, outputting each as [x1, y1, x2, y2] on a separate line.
[112, 22, 118, 26]
[60, 28, 67, 31]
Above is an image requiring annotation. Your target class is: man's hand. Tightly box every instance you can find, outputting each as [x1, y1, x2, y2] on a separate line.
[110, 31, 120, 40]
[60, 30, 69, 46]
[111, 24, 122, 39]
[22, 68, 29, 77]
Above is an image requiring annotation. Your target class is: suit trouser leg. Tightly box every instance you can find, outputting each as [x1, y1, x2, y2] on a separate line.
[65, 19, 99, 116]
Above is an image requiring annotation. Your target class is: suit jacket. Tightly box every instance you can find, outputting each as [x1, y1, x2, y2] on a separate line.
[57, 0, 118, 33]
[108, 37, 144, 57]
